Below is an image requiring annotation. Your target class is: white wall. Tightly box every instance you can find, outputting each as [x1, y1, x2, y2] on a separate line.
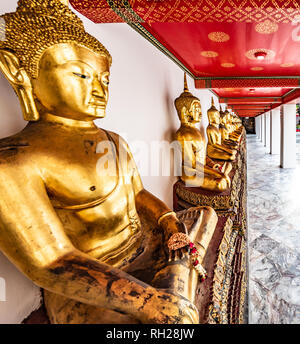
[0, 0, 219, 323]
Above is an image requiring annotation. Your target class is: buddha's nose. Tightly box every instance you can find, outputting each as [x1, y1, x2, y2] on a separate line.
[91, 78, 105, 98]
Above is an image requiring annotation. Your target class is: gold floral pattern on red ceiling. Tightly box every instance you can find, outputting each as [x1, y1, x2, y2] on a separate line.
[255, 20, 279, 34]
[280, 63, 294, 67]
[209, 78, 300, 89]
[133, 0, 300, 24]
[201, 51, 219, 58]
[251, 67, 264, 71]
[208, 32, 230, 42]
[70, 0, 300, 24]
[221, 63, 235, 68]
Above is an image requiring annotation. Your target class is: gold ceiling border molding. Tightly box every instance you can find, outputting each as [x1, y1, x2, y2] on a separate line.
[106, 0, 195, 79]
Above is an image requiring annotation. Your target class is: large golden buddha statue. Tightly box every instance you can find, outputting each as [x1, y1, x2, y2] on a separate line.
[206, 97, 237, 161]
[0, 0, 218, 324]
[174, 75, 230, 192]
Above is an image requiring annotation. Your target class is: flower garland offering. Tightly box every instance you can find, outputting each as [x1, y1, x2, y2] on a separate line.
[168, 232, 207, 282]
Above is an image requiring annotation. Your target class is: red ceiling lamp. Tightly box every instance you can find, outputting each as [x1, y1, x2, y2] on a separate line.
[254, 51, 267, 60]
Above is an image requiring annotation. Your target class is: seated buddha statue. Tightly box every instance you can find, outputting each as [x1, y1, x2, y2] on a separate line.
[224, 108, 243, 142]
[174, 75, 230, 192]
[219, 109, 238, 149]
[231, 113, 244, 135]
[206, 97, 237, 161]
[0, 0, 219, 324]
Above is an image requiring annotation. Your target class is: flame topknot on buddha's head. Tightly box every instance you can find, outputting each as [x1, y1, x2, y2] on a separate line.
[0, 0, 112, 79]
[175, 73, 201, 121]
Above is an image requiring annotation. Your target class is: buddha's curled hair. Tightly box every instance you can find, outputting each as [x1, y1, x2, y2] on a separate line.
[0, 0, 112, 78]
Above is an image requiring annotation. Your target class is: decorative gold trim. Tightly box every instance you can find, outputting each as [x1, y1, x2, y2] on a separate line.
[208, 217, 237, 324]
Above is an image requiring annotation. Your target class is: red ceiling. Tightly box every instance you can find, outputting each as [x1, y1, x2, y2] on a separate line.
[142, 22, 300, 78]
[70, 0, 300, 117]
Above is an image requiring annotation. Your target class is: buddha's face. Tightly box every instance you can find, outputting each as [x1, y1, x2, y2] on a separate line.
[208, 112, 220, 125]
[188, 100, 201, 123]
[32, 43, 110, 121]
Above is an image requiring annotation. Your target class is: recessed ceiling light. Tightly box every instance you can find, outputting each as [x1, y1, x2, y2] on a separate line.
[254, 51, 267, 60]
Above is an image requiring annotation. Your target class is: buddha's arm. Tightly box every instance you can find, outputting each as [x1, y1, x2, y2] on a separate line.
[206, 127, 215, 145]
[123, 138, 185, 239]
[135, 189, 185, 239]
[0, 163, 194, 324]
[211, 142, 236, 154]
[203, 164, 226, 179]
[175, 137, 224, 179]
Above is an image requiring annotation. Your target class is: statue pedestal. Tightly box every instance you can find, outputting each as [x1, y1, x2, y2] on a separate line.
[174, 132, 248, 324]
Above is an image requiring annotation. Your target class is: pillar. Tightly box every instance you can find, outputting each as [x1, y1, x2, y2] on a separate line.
[256, 116, 261, 140]
[265, 112, 270, 152]
[270, 108, 280, 155]
[280, 104, 296, 168]
[261, 114, 265, 143]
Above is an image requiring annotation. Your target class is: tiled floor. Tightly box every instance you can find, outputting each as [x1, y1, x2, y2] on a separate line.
[247, 133, 300, 324]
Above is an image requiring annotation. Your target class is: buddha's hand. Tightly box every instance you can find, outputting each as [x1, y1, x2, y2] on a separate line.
[158, 212, 189, 260]
[141, 289, 199, 324]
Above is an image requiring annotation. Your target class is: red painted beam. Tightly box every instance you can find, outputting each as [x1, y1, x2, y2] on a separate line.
[220, 98, 282, 104]
[195, 78, 300, 89]
[230, 106, 271, 110]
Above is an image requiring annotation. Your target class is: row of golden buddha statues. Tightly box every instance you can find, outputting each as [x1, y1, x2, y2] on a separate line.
[173, 76, 247, 324]
[175, 74, 243, 193]
[0, 0, 246, 324]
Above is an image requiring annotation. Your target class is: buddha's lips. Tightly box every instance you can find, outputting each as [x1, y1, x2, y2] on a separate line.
[89, 99, 106, 107]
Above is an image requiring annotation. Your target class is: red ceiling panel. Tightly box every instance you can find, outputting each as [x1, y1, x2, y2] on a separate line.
[142, 21, 300, 78]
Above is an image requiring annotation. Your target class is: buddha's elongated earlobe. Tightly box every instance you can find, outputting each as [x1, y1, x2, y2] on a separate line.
[0, 49, 39, 121]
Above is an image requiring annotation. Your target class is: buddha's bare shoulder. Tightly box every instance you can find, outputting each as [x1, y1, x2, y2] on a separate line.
[0, 126, 41, 167]
[100, 129, 133, 153]
[175, 126, 202, 141]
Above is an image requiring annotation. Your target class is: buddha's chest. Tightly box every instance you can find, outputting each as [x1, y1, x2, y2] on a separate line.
[210, 128, 222, 144]
[37, 137, 129, 207]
